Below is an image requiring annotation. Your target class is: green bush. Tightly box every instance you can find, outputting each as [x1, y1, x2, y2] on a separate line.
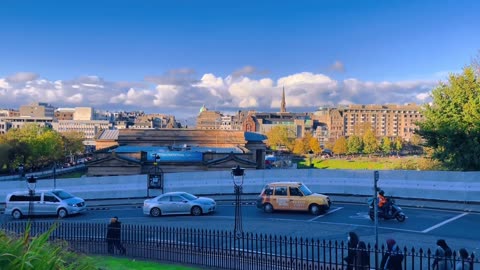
[0, 223, 96, 270]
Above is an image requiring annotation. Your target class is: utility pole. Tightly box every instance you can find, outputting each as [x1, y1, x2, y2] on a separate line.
[374, 170, 379, 269]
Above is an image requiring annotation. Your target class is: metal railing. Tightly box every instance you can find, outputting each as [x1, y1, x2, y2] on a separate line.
[1, 221, 477, 270]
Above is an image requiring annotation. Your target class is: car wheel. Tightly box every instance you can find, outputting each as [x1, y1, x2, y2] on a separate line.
[57, 208, 68, 218]
[309, 204, 321, 215]
[263, 203, 274, 213]
[150, 207, 161, 217]
[191, 206, 202, 216]
[12, 209, 22, 219]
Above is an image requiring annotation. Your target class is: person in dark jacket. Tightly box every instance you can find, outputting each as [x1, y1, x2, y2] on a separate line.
[380, 238, 403, 270]
[344, 231, 360, 270]
[355, 241, 370, 270]
[106, 216, 126, 255]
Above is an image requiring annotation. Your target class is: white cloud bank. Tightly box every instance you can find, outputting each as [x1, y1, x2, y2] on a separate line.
[0, 70, 436, 119]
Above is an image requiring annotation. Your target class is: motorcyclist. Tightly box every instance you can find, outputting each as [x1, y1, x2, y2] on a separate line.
[378, 190, 389, 216]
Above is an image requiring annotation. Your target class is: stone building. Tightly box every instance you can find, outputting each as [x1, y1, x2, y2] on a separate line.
[88, 128, 267, 176]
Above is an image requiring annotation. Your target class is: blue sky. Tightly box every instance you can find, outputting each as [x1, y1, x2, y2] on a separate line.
[1, 0, 479, 120]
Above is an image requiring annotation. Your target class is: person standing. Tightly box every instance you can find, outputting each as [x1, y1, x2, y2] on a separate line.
[355, 241, 370, 270]
[344, 231, 359, 270]
[106, 216, 126, 255]
[380, 238, 403, 270]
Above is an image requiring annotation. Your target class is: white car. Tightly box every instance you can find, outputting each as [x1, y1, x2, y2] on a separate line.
[143, 192, 216, 217]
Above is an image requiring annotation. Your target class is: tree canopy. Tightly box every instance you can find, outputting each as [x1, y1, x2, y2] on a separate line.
[416, 67, 480, 171]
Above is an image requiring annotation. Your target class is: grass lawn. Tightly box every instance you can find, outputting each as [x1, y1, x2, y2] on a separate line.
[298, 156, 421, 170]
[93, 256, 201, 270]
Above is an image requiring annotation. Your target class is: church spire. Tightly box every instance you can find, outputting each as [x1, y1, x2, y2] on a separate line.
[280, 86, 286, 113]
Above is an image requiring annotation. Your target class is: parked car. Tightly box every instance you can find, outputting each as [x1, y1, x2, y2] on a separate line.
[143, 192, 216, 217]
[5, 189, 87, 219]
[256, 182, 331, 215]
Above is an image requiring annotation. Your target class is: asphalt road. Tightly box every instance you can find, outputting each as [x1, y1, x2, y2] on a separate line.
[3, 201, 479, 256]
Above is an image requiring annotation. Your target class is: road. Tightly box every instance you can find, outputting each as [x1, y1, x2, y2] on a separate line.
[3, 201, 479, 255]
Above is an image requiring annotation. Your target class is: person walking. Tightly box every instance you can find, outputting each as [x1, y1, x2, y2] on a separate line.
[432, 239, 453, 270]
[106, 216, 126, 255]
[380, 238, 403, 270]
[455, 248, 472, 270]
[355, 241, 370, 270]
[344, 231, 359, 270]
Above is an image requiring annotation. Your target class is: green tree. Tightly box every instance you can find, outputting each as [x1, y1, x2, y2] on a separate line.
[265, 125, 293, 151]
[362, 128, 378, 156]
[347, 135, 363, 155]
[416, 67, 480, 170]
[333, 136, 348, 156]
[393, 137, 403, 157]
[62, 131, 86, 162]
[381, 137, 392, 156]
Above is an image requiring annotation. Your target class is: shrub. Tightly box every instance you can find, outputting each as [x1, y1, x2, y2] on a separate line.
[0, 223, 96, 270]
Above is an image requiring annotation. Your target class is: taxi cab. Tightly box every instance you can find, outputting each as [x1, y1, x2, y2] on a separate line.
[256, 182, 331, 215]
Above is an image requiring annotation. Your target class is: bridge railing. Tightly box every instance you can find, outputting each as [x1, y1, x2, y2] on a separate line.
[2, 221, 477, 270]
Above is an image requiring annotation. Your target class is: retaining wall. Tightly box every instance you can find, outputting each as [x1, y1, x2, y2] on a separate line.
[0, 169, 479, 203]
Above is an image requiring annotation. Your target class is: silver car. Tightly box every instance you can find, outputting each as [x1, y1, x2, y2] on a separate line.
[5, 189, 86, 219]
[143, 192, 216, 217]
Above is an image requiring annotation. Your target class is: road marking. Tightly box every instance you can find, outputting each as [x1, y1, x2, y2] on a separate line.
[314, 221, 422, 233]
[308, 207, 344, 222]
[421, 212, 468, 233]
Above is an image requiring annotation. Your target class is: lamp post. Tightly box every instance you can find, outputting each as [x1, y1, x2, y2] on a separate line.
[26, 175, 37, 220]
[53, 161, 57, 189]
[231, 165, 245, 239]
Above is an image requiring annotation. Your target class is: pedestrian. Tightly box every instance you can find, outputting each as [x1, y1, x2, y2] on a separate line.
[455, 248, 472, 270]
[380, 238, 403, 270]
[344, 231, 359, 270]
[355, 241, 370, 270]
[432, 239, 453, 270]
[106, 216, 126, 255]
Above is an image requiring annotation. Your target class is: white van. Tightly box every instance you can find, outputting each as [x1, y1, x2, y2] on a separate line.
[4, 189, 87, 219]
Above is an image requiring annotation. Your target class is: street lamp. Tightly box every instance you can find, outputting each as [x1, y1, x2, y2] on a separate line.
[18, 163, 25, 178]
[231, 165, 245, 238]
[26, 175, 37, 220]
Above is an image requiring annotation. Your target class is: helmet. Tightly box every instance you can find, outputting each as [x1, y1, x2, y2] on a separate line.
[379, 190, 385, 196]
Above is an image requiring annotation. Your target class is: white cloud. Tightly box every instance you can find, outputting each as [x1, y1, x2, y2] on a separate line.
[0, 70, 438, 119]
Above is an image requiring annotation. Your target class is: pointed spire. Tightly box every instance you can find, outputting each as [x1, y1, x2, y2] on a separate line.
[280, 86, 286, 113]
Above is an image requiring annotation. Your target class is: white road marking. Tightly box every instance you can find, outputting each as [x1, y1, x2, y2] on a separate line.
[308, 207, 344, 222]
[421, 212, 468, 233]
[314, 221, 422, 233]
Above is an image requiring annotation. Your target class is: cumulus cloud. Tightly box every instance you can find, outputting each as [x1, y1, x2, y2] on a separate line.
[6, 72, 39, 83]
[0, 69, 437, 119]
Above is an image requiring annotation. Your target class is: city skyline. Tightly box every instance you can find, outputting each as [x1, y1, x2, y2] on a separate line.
[1, 0, 479, 120]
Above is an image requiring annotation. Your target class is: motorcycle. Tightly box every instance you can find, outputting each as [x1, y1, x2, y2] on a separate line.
[368, 197, 406, 222]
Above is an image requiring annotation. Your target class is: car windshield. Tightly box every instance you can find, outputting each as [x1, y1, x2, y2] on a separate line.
[299, 185, 313, 196]
[52, 190, 74, 199]
[180, 193, 197, 201]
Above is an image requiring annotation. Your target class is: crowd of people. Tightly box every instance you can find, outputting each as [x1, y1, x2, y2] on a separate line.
[344, 232, 474, 270]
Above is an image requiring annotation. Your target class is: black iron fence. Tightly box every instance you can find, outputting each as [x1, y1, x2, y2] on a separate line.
[1, 221, 477, 270]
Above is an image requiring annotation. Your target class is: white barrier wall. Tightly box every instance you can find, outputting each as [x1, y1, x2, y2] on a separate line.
[0, 169, 479, 203]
